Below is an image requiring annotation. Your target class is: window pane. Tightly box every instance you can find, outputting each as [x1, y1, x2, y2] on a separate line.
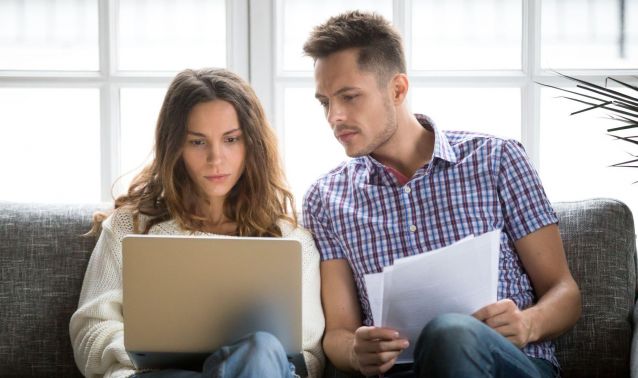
[283, 87, 349, 204]
[117, 0, 226, 72]
[541, 0, 638, 69]
[0, 0, 98, 71]
[0, 88, 100, 203]
[116, 87, 168, 197]
[280, 0, 393, 72]
[410, 88, 521, 140]
[539, 86, 638, 218]
[411, 0, 522, 70]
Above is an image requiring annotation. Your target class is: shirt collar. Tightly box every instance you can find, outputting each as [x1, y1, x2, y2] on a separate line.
[416, 114, 458, 164]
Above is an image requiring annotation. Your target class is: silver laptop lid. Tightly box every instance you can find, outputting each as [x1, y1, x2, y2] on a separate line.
[122, 235, 302, 357]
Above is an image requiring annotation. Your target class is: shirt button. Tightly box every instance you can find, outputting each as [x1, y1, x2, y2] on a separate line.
[409, 224, 417, 232]
[403, 186, 411, 194]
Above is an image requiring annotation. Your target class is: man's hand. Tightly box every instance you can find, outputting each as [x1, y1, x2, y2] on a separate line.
[351, 326, 409, 376]
[473, 299, 533, 348]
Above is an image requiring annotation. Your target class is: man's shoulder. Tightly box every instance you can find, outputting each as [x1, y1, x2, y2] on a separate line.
[443, 129, 507, 146]
[442, 129, 519, 159]
[307, 158, 364, 189]
[302, 158, 367, 214]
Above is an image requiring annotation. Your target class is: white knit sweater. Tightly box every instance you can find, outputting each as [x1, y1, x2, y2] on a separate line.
[69, 209, 325, 378]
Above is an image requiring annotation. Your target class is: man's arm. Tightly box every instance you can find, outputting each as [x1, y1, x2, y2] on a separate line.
[321, 259, 409, 375]
[473, 224, 581, 347]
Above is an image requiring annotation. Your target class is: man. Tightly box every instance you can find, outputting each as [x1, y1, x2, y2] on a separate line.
[301, 11, 580, 378]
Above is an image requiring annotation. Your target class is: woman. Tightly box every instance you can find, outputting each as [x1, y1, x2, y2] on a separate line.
[70, 68, 324, 378]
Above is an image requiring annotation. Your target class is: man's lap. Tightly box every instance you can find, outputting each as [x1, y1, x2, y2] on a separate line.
[386, 314, 557, 378]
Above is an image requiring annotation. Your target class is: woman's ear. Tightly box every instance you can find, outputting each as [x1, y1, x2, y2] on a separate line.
[390, 73, 409, 105]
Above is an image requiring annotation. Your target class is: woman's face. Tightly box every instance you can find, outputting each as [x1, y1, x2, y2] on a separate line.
[182, 100, 246, 205]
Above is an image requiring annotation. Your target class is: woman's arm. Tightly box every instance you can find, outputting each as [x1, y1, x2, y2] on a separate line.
[69, 214, 136, 378]
[295, 226, 326, 378]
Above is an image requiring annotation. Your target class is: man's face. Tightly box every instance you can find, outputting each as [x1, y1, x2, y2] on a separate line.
[314, 48, 397, 157]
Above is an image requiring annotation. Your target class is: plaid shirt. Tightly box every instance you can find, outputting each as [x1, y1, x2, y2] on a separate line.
[302, 114, 559, 366]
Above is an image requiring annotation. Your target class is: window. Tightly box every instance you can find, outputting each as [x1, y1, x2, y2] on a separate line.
[0, 0, 99, 71]
[0, 0, 247, 203]
[2, 0, 638, 216]
[0, 88, 100, 202]
[538, 0, 638, 215]
[250, 0, 638, 214]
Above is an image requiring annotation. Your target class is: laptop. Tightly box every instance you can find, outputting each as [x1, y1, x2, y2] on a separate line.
[121, 235, 304, 373]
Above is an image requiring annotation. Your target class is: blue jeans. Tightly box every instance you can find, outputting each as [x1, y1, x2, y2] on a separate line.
[132, 332, 297, 378]
[386, 314, 558, 378]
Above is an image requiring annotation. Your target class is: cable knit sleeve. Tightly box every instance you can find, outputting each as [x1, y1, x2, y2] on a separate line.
[69, 211, 136, 378]
[284, 223, 326, 378]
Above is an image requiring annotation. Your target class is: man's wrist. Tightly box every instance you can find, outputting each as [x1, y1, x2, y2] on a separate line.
[348, 337, 361, 372]
[522, 306, 541, 344]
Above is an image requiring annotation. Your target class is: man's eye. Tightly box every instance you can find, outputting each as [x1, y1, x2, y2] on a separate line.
[343, 94, 357, 102]
[319, 100, 328, 108]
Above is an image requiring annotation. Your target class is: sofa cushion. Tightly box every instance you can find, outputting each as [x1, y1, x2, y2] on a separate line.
[553, 198, 637, 378]
[0, 202, 107, 378]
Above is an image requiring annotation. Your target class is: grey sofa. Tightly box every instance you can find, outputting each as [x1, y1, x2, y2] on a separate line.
[1, 198, 636, 378]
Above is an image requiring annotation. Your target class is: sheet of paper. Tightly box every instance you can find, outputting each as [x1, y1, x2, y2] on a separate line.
[363, 271, 384, 326]
[391, 234, 475, 266]
[363, 229, 500, 363]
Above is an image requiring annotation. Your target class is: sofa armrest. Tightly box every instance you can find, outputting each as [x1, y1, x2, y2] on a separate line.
[553, 198, 636, 377]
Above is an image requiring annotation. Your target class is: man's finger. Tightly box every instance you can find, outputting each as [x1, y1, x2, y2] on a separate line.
[357, 326, 403, 341]
[356, 337, 409, 353]
[483, 312, 511, 329]
[473, 299, 513, 320]
[373, 338, 410, 353]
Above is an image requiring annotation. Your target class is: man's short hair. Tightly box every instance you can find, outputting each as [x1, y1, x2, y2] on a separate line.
[303, 10, 406, 84]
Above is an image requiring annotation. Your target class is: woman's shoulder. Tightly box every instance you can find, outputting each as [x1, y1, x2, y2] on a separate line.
[278, 218, 306, 238]
[101, 207, 153, 237]
[278, 220, 317, 248]
[101, 207, 133, 233]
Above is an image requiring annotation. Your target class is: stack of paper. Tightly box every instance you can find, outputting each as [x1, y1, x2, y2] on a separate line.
[363, 229, 501, 362]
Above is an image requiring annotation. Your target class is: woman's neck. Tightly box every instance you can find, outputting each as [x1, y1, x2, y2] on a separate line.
[201, 220, 238, 235]
[196, 200, 237, 235]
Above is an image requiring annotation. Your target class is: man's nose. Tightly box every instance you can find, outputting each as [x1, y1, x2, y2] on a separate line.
[327, 102, 346, 126]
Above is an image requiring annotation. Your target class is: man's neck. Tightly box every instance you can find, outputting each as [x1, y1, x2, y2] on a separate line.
[372, 111, 434, 179]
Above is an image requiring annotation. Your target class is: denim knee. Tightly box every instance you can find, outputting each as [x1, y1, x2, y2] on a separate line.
[420, 313, 483, 345]
[415, 314, 486, 361]
[249, 331, 287, 356]
[414, 314, 492, 377]
[203, 331, 292, 378]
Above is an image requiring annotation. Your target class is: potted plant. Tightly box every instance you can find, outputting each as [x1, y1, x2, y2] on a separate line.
[538, 74, 638, 178]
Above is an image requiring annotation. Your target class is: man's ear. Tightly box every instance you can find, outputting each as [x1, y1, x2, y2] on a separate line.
[390, 73, 409, 105]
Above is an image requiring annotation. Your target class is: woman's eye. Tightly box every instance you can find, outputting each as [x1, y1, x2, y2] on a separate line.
[225, 136, 240, 143]
[189, 139, 205, 146]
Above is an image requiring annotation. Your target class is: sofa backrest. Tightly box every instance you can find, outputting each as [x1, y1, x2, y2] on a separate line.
[0, 202, 106, 378]
[554, 198, 637, 378]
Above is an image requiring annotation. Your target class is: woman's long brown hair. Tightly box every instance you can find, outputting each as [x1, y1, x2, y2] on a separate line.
[89, 68, 296, 236]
